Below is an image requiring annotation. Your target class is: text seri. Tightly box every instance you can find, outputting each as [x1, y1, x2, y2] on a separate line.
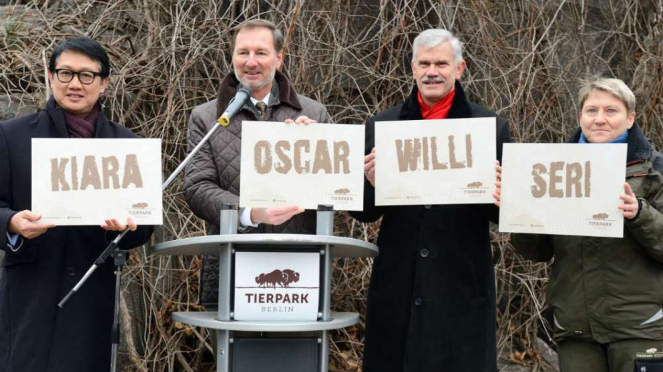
[531, 161, 591, 198]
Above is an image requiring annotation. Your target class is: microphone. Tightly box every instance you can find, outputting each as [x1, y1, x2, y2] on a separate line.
[219, 86, 251, 126]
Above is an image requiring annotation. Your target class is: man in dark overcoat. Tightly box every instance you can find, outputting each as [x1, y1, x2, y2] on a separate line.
[350, 29, 511, 372]
[0, 37, 153, 372]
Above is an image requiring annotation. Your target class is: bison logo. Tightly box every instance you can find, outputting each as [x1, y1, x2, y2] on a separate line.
[255, 269, 301, 289]
[466, 182, 483, 188]
[132, 202, 148, 209]
[592, 213, 609, 220]
[282, 269, 300, 287]
[334, 188, 350, 195]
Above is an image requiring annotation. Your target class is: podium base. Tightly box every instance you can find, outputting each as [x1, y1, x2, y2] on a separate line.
[173, 311, 359, 372]
[233, 338, 318, 372]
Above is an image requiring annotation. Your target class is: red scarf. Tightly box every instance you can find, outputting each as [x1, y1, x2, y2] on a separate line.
[418, 89, 455, 119]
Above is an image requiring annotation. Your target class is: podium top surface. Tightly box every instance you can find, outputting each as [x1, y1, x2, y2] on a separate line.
[151, 234, 378, 258]
[172, 311, 359, 332]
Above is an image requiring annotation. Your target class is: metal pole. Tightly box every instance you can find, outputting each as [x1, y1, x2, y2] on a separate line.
[216, 330, 230, 372]
[161, 123, 222, 192]
[316, 205, 333, 322]
[319, 331, 329, 372]
[109, 250, 126, 372]
[215, 203, 237, 372]
[217, 203, 237, 321]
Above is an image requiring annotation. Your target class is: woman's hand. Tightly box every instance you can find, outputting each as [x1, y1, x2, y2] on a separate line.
[619, 182, 640, 220]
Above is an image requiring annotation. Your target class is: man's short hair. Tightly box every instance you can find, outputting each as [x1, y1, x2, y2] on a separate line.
[412, 29, 463, 65]
[578, 78, 636, 114]
[48, 37, 110, 77]
[233, 19, 284, 53]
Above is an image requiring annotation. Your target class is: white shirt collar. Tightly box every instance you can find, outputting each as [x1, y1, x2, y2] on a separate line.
[250, 92, 271, 106]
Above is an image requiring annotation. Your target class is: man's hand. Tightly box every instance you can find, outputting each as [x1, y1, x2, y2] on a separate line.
[285, 116, 317, 125]
[8, 210, 56, 239]
[364, 148, 376, 187]
[619, 182, 640, 220]
[492, 160, 502, 207]
[250, 205, 305, 226]
[101, 217, 137, 232]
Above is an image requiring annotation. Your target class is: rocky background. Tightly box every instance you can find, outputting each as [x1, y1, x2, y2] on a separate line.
[1, 0, 662, 371]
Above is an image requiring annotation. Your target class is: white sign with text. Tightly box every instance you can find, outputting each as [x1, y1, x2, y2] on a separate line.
[240, 121, 365, 210]
[499, 143, 627, 237]
[374, 118, 496, 205]
[32, 138, 163, 225]
[234, 251, 320, 321]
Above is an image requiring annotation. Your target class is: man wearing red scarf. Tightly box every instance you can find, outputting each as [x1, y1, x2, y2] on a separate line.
[350, 29, 511, 372]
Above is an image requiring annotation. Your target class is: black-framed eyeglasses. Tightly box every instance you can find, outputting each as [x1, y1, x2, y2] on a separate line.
[54, 69, 103, 85]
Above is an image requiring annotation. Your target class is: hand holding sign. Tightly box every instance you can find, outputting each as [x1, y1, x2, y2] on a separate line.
[250, 205, 305, 226]
[101, 217, 137, 232]
[8, 210, 56, 239]
[364, 148, 376, 187]
[619, 182, 640, 220]
[493, 160, 502, 207]
[284, 116, 317, 125]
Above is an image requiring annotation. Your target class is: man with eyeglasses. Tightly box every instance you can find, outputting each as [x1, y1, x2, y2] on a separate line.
[0, 37, 153, 372]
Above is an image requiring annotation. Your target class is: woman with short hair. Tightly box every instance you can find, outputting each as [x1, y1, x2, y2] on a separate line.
[495, 77, 663, 372]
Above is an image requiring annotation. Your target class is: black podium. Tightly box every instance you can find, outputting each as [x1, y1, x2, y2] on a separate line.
[151, 205, 378, 372]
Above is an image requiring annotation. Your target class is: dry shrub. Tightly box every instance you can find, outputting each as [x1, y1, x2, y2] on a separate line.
[1, 0, 662, 371]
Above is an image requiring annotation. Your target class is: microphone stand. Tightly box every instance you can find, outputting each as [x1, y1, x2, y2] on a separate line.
[57, 90, 248, 372]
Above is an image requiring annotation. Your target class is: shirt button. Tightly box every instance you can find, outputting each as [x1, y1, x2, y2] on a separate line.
[66, 267, 76, 276]
[420, 249, 429, 258]
[414, 297, 423, 306]
[424, 205, 432, 209]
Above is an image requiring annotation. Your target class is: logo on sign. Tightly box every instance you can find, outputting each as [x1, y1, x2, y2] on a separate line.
[588, 212, 613, 228]
[234, 251, 319, 320]
[256, 269, 300, 288]
[244, 268, 312, 305]
[463, 181, 488, 196]
[329, 187, 355, 203]
[128, 201, 154, 216]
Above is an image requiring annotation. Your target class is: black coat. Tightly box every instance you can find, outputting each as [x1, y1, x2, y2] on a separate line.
[0, 98, 153, 372]
[351, 82, 511, 372]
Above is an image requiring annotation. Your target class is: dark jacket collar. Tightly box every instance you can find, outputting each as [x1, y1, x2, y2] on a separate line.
[45, 96, 111, 138]
[398, 80, 472, 120]
[216, 71, 302, 117]
[567, 122, 653, 163]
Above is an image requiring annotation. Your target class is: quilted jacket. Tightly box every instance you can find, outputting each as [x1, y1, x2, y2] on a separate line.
[184, 71, 330, 303]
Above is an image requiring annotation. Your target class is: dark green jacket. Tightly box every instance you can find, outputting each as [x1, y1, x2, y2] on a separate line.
[512, 123, 663, 343]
